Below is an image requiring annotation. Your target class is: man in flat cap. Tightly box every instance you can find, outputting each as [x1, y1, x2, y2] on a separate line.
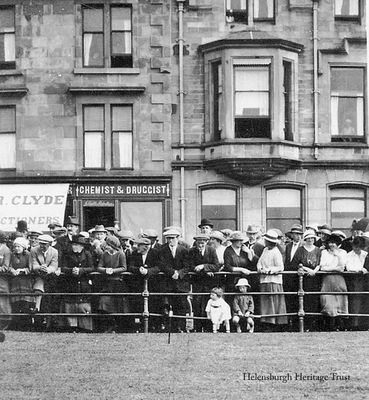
[158, 228, 190, 332]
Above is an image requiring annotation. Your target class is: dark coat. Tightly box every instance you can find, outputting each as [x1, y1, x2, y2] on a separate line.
[128, 248, 160, 277]
[158, 243, 190, 292]
[188, 245, 220, 290]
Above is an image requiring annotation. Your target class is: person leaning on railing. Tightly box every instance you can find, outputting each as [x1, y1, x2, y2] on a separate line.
[309, 233, 348, 331]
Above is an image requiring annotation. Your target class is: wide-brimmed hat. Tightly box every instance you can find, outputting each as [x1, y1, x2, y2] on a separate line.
[163, 228, 181, 237]
[246, 225, 259, 234]
[353, 218, 369, 232]
[136, 237, 151, 246]
[263, 230, 279, 243]
[71, 235, 87, 246]
[92, 225, 107, 234]
[318, 224, 332, 235]
[16, 220, 28, 232]
[209, 230, 225, 242]
[198, 218, 213, 228]
[142, 229, 158, 238]
[331, 230, 346, 240]
[193, 233, 210, 241]
[272, 228, 284, 238]
[289, 224, 303, 234]
[106, 236, 121, 250]
[65, 216, 80, 226]
[229, 231, 246, 242]
[305, 223, 319, 234]
[37, 234, 54, 244]
[303, 230, 317, 240]
[236, 278, 250, 287]
[13, 237, 29, 249]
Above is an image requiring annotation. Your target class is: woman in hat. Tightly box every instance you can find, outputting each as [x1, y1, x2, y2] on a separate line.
[311, 233, 348, 330]
[0, 231, 12, 330]
[257, 230, 288, 331]
[97, 235, 128, 333]
[60, 235, 95, 332]
[291, 230, 322, 331]
[9, 237, 35, 329]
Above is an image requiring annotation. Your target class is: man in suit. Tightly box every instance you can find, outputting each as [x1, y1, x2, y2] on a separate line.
[30, 234, 59, 330]
[142, 229, 161, 250]
[158, 228, 190, 332]
[55, 216, 80, 260]
[284, 223, 303, 330]
[128, 237, 160, 331]
[188, 233, 220, 332]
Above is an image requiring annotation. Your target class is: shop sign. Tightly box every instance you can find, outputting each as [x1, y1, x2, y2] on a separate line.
[72, 183, 170, 198]
[0, 184, 69, 231]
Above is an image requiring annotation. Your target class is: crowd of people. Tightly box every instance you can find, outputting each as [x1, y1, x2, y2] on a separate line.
[0, 216, 369, 334]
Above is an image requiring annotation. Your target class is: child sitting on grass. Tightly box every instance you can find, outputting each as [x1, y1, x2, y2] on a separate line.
[205, 287, 231, 333]
[232, 278, 254, 333]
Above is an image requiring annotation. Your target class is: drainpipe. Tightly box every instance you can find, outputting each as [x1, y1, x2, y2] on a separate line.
[177, 0, 186, 238]
[312, 0, 319, 159]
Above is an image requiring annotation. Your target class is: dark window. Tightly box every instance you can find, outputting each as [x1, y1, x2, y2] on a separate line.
[82, 4, 132, 68]
[283, 60, 293, 141]
[234, 64, 270, 138]
[0, 6, 15, 69]
[212, 61, 222, 141]
[331, 67, 365, 141]
[226, 0, 248, 23]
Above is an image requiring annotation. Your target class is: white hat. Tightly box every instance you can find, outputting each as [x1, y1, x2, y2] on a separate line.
[236, 278, 250, 287]
[263, 229, 279, 243]
[38, 234, 54, 244]
[331, 230, 346, 240]
[13, 237, 29, 249]
[303, 229, 317, 240]
[163, 228, 181, 237]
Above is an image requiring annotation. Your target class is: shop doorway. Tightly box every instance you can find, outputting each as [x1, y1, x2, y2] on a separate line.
[83, 206, 115, 231]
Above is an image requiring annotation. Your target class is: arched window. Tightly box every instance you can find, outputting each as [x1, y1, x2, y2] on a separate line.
[266, 187, 302, 233]
[201, 187, 237, 231]
[330, 187, 366, 234]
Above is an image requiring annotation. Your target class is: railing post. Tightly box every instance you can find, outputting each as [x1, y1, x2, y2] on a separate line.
[297, 265, 305, 333]
[142, 278, 149, 333]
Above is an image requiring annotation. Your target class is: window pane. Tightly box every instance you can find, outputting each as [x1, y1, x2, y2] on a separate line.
[0, 133, 15, 168]
[112, 106, 131, 131]
[84, 106, 104, 131]
[0, 34, 15, 62]
[227, 0, 247, 10]
[112, 131, 132, 168]
[83, 33, 104, 67]
[83, 7, 103, 32]
[331, 97, 363, 136]
[111, 6, 131, 31]
[254, 0, 274, 19]
[84, 132, 103, 168]
[335, 0, 359, 16]
[201, 188, 237, 230]
[0, 8, 14, 32]
[235, 68, 269, 91]
[235, 92, 269, 116]
[331, 68, 363, 93]
[331, 188, 364, 198]
[120, 202, 163, 240]
[266, 188, 301, 232]
[112, 32, 131, 54]
[0, 107, 15, 132]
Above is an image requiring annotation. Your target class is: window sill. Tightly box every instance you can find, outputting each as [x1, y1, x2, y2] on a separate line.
[0, 69, 23, 77]
[73, 68, 140, 75]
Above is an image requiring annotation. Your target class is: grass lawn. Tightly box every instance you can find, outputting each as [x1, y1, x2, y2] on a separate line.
[1, 331, 368, 400]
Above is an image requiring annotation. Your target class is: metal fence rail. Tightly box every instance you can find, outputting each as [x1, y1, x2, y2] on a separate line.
[0, 269, 368, 333]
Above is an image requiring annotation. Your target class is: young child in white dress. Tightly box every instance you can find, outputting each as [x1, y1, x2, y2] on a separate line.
[205, 287, 231, 333]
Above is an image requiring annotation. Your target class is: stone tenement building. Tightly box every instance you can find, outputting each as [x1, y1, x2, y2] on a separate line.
[0, 0, 366, 240]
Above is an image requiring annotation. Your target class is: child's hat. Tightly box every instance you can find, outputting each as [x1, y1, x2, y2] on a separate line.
[236, 278, 250, 287]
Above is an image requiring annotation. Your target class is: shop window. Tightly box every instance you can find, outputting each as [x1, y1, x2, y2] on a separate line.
[0, 106, 16, 169]
[331, 187, 366, 234]
[212, 61, 223, 141]
[226, 0, 248, 23]
[82, 4, 132, 68]
[201, 188, 237, 230]
[335, 0, 360, 19]
[83, 104, 133, 169]
[330, 67, 365, 141]
[234, 61, 270, 138]
[253, 0, 274, 21]
[266, 187, 302, 233]
[0, 6, 15, 70]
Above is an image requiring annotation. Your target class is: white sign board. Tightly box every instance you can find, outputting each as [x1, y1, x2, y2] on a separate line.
[0, 184, 69, 232]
